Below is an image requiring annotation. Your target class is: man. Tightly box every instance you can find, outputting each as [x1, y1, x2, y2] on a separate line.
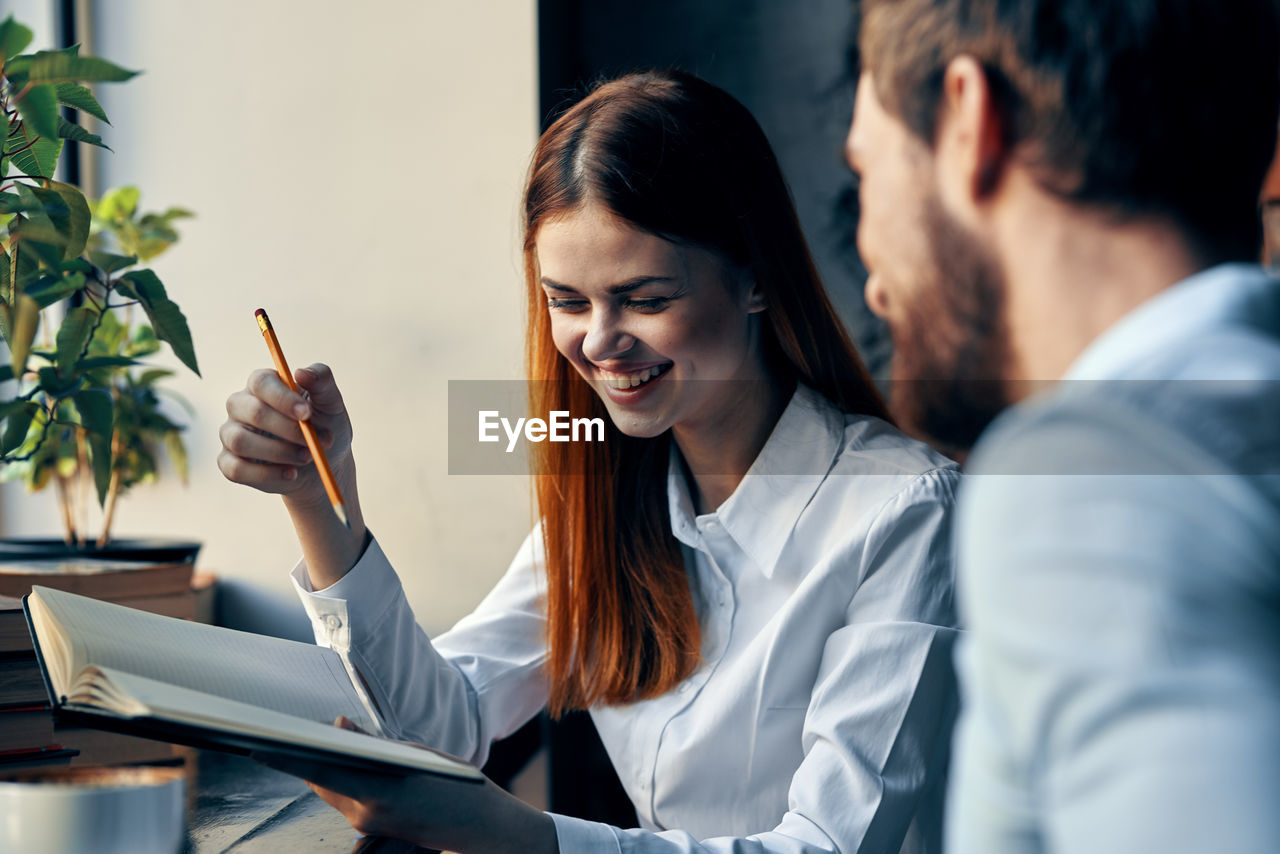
[845, 1, 1280, 852]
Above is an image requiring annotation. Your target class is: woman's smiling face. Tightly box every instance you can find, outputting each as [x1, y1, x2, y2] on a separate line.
[536, 204, 769, 440]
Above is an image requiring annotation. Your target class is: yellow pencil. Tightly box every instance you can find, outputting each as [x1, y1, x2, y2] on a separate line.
[254, 309, 350, 528]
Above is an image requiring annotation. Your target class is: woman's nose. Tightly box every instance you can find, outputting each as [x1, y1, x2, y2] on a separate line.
[581, 309, 636, 363]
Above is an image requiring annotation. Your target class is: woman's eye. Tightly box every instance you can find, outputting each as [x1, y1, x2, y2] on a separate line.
[546, 298, 588, 312]
[625, 297, 671, 312]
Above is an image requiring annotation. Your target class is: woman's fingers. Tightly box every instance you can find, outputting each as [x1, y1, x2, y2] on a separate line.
[217, 449, 298, 491]
[334, 715, 369, 735]
[295, 363, 346, 415]
[226, 386, 307, 446]
[246, 368, 312, 423]
[219, 421, 313, 467]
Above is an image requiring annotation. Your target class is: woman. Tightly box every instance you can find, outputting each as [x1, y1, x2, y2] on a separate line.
[219, 70, 959, 853]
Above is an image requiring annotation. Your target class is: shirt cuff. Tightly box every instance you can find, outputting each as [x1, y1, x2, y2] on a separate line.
[289, 535, 403, 654]
[549, 813, 622, 853]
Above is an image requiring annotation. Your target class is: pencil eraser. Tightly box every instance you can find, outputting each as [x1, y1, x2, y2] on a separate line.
[254, 308, 266, 319]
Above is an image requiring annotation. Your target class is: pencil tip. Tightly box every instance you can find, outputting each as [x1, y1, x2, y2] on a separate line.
[334, 504, 350, 529]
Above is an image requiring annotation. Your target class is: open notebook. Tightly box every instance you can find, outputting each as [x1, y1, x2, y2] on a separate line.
[22, 585, 482, 782]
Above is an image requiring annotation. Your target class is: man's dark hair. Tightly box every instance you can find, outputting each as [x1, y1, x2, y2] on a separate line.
[859, 0, 1280, 263]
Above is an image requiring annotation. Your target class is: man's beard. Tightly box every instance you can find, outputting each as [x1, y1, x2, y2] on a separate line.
[888, 196, 1013, 460]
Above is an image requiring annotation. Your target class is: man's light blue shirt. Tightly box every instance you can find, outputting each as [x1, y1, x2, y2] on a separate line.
[947, 263, 1280, 853]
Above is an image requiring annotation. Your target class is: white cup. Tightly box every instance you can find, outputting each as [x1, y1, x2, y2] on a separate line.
[0, 765, 186, 854]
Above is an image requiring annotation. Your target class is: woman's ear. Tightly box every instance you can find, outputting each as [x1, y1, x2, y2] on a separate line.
[743, 273, 768, 314]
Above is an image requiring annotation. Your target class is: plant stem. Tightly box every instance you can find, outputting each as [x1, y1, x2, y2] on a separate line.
[75, 429, 90, 548]
[54, 473, 77, 545]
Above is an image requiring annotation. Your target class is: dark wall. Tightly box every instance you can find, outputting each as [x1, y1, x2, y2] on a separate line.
[538, 0, 890, 376]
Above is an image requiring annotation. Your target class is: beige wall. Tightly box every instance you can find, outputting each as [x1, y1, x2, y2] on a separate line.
[0, 1, 539, 633]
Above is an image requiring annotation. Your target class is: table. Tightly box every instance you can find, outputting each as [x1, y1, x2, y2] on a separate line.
[183, 750, 435, 853]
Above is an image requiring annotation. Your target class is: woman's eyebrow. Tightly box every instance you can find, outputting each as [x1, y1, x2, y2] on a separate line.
[540, 276, 677, 294]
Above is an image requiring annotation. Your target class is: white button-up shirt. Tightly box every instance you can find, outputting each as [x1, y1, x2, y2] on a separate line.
[947, 264, 1280, 853]
[293, 385, 961, 853]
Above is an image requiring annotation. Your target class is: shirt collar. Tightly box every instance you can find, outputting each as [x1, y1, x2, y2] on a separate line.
[1064, 263, 1277, 381]
[667, 384, 845, 577]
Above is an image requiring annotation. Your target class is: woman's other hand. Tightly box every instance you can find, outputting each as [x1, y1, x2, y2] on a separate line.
[253, 716, 557, 854]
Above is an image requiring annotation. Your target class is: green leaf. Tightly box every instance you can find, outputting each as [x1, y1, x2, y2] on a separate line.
[72, 387, 112, 438]
[124, 323, 160, 358]
[56, 116, 111, 151]
[87, 431, 111, 505]
[54, 83, 110, 124]
[6, 122, 62, 179]
[136, 368, 174, 388]
[74, 384, 115, 506]
[0, 398, 30, 417]
[36, 365, 78, 396]
[9, 188, 72, 265]
[59, 258, 93, 275]
[0, 400, 37, 454]
[86, 308, 125, 356]
[9, 216, 67, 269]
[15, 84, 60, 141]
[8, 294, 39, 377]
[45, 181, 91, 258]
[116, 269, 199, 376]
[55, 306, 96, 372]
[95, 186, 140, 223]
[124, 337, 160, 359]
[8, 220, 42, 293]
[77, 355, 138, 371]
[0, 192, 44, 215]
[9, 50, 140, 85]
[19, 180, 65, 222]
[164, 430, 189, 484]
[25, 271, 85, 308]
[87, 250, 137, 274]
[0, 16, 34, 65]
[19, 235, 65, 269]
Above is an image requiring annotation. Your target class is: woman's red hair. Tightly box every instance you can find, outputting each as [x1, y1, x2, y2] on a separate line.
[525, 71, 890, 715]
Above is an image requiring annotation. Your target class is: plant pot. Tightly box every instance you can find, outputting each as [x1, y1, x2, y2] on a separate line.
[0, 538, 201, 565]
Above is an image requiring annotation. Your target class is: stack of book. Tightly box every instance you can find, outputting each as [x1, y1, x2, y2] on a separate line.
[0, 558, 211, 768]
[0, 594, 64, 765]
[0, 557, 196, 618]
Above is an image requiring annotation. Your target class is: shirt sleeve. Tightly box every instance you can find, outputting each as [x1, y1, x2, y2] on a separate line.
[291, 527, 550, 767]
[553, 469, 961, 854]
[948, 407, 1280, 854]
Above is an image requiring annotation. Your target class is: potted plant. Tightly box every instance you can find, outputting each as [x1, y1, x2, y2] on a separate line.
[0, 15, 200, 559]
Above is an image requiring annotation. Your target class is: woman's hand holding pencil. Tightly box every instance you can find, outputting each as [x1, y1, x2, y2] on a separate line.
[219, 358, 354, 504]
[218, 312, 368, 586]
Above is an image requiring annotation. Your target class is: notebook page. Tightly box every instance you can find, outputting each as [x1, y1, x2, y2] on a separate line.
[82, 667, 482, 781]
[35, 587, 379, 733]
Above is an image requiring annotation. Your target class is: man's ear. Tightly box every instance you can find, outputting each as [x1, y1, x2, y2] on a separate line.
[936, 55, 1008, 219]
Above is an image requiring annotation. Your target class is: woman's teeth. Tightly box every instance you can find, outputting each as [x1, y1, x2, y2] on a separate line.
[600, 364, 668, 389]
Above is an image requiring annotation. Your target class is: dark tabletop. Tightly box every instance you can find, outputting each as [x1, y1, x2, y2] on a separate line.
[183, 750, 435, 854]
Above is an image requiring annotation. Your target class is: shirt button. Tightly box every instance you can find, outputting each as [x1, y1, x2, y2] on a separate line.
[324, 614, 342, 631]
[678, 681, 692, 694]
